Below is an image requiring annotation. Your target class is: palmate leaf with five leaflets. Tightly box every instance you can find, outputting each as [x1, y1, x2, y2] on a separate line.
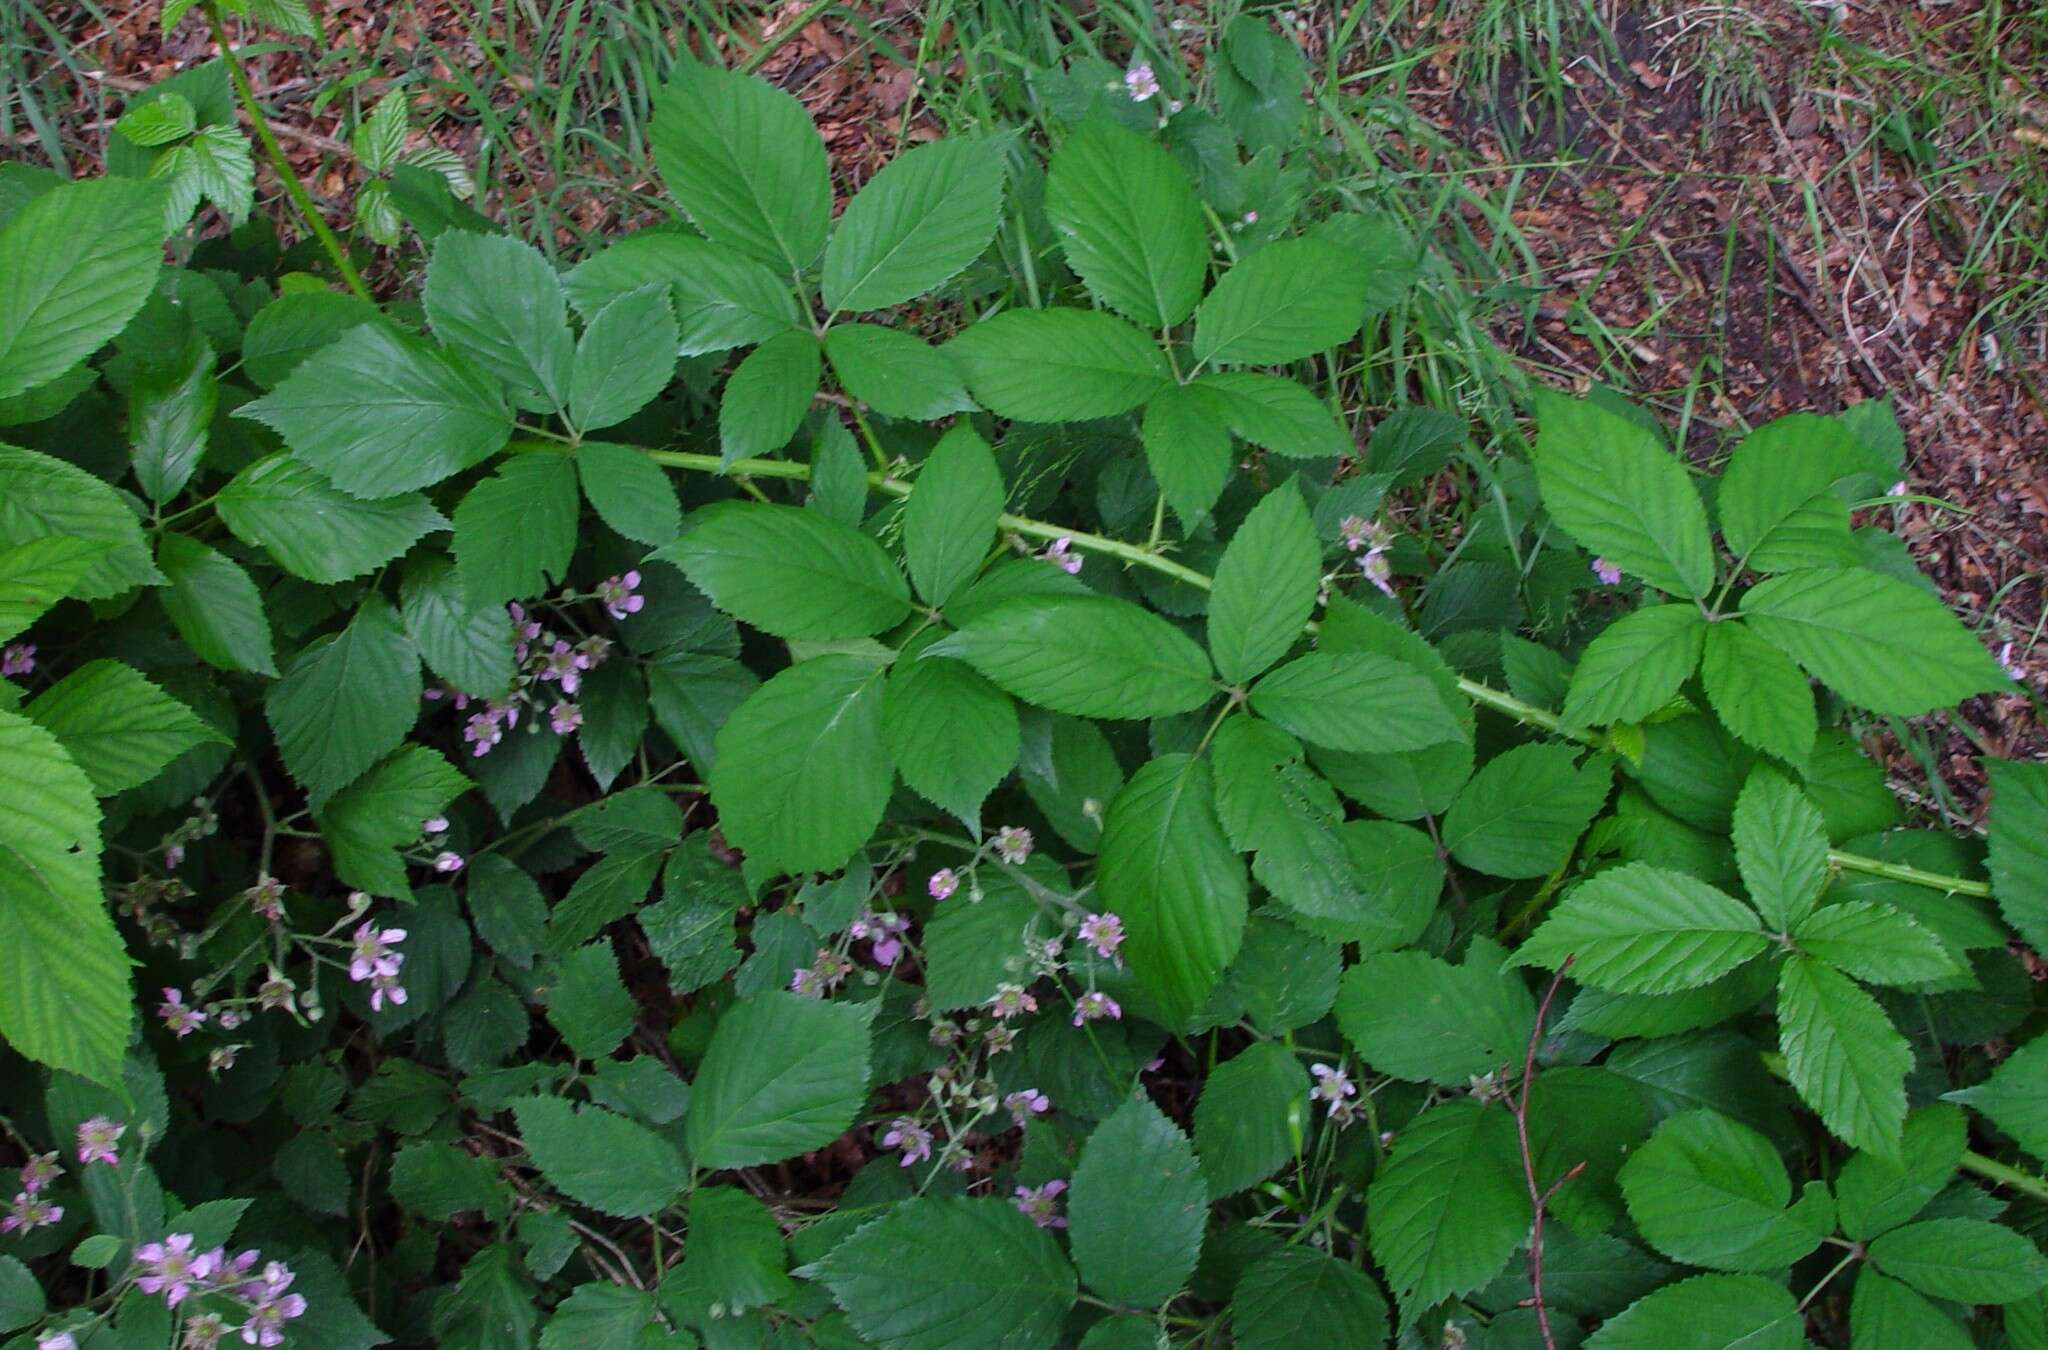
[1777, 955, 1911, 1161]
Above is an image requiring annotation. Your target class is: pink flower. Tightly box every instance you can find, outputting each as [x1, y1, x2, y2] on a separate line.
[134, 1233, 217, 1307]
[989, 984, 1038, 1020]
[18, 1152, 59, 1194]
[790, 966, 826, 998]
[1, 1191, 61, 1234]
[880, 1118, 932, 1167]
[37, 1331, 79, 1350]
[1039, 537, 1083, 575]
[927, 868, 958, 901]
[1242, 210, 1258, 225]
[1359, 550, 1395, 597]
[1590, 557, 1623, 587]
[1004, 1089, 1050, 1126]
[2000, 641, 2026, 683]
[244, 876, 285, 921]
[237, 1261, 308, 1345]
[158, 988, 206, 1038]
[433, 851, 465, 874]
[1124, 63, 1160, 101]
[1339, 515, 1391, 554]
[549, 701, 581, 735]
[1886, 480, 1908, 498]
[850, 911, 910, 966]
[421, 816, 450, 835]
[599, 571, 645, 621]
[994, 826, 1033, 865]
[464, 710, 504, 756]
[1309, 1063, 1356, 1117]
[347, 923, 406, 983]
[1072, 991, 1121, 1026]
[1077, 913, 1125, 962]
[1, 642, 35, 677]
[538, 640, 591, 694]
[76, 1116, 124, 1166]
[182, 1314, 231, 1350]
[1012, 1179, 1068, 1228]
[369, 972, 408, 1012]
[163, 845, 185, 870]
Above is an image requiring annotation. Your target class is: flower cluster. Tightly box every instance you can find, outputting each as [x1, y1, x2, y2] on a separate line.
[1, 1149, 64, 1234]
[429, 599, 618, 758]
[347, 918, 409, 1011]
[1340, 514, 1397, 597]
[126, 1234, 308, 1347]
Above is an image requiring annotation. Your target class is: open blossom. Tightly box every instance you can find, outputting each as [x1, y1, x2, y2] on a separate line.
[134, 1233, 217, 1306]
[1, 1191, 61, 1233]
[1310, 1063, 1357, 1117]
[549, 701, 582, 734]
[1339, 515, 1392, 554]
[1077, 912, 1125, 962]
[989, 984, 1039, 1020]
[538, 639, 593, 694]
[18, 1152, 59, 1194]
[881, 1118, 932, 1167]
[994, 826, 1033, 865]
[464, 709, 505, 756]
[77, 1117, 123, 1166]
[1359, 549, 1395, 597]
[1004, 1089, 1050, 1126]
[369, 971, 408, 1012]
[1590, 557, 1623, 587]
[257, 969, 295, 1011]
[850, 911, 911, 966]
[245, 875, 285, 921]
[1072, 991, 1121, 1026]
[182, 1313, 231, 1350]
[599, 571, 645, 621]
[348, 923, 406, 982]
[159, 988, 206, 1038]
[1039, 536, 1083, 574]
[237, 1260, 309, 1346]
[1, 642, 34, 677]
[1012, 1179, 1068, 1229]
[1124, 63, 1160, 101]
[927, 868, 958, 901]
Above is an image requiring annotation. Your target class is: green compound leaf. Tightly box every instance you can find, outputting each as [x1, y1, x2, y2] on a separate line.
[1142, 382, 1233, 524]
[1616, 1108, 1830, 1271]
[569, 284, 677, 435]
[264, 595, 420, 810]
[1441, 743, 1609, 880]
[1777, 955, 1910, 1161]
[156, 534, 276, 676]
[1097, 754, 1247, 1027]
[565, 230, 802, 356]
[1849, 1271, 1972, 1350]
[1835, 1104, 1965, 1241]
[1531, 389, 1713, 600]
[237, 321, 512, 497]
[1366, 1098, 1528, 1320]
[1208, 482, 1320, 684]
[823, 136, 1007, 313]
[1193, 1041, 1309, 1198]
[661, 501, 910, 641]
[1512, 863, 1767, 995]
[0, 177, 166, 401]
[1585, 1274, 1803, 1350]
[1718, 413, 1886, 573]
[822, 323, 974, 420]
[947, 308, 1171, 421]
[423, 229, 574, 411]
[1228, 1246, 1390, 1350]
[1790, 901, 1959, 987]
[1248, 652, 1465, 754]
[718, 328, 821, 463]
[904, 424, 1004, 610]
[452, 453, 579, 608]
[575, 440, 681, 547]
[1866, 1218, 2048, 1305]
[1560, 605, 1706, 729]
[26, 658, 226, 797]
[512, 1096, 687, 1219]
[685, 992, 871, 1169]
[1197, 371, 1351, 461]
[1043, 116, 1207, 328]
[811, 1197, 1076, 1350]
[1987, 758, 2048, 955]
[0, 708, 127, 1086]
[216, 453, 446, 586]
[1947, 1032, 2048, 1163]
[1732, 767, 1830, 932]
[651, 61, 829, 272]
[1739, 567, 2009, 716]
[1068, 1095, 1207, 1307]
[930, 595, 1216, 720]
[0, 444, 162, 600]
[1192, 238, 1366, 366]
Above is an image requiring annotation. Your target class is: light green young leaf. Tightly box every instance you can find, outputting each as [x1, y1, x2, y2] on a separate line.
[904, 424, 1003, 609]
[1366, 1098, 1529, 1319]
[708, 655, 892, 876]
[1142, 382, 1233, 523]
[569, 285, 677, 434]
[400, 555, 514, 698]
[822, 322, 974, 420]
[823, 136, 1007, 313]
[686, 992, 871, 1168]
[1868, 1219, 2048, 1305]
[1193, 1042, 1308, 1198]
[947, 309, 1171, 421]
[1336, 942, 1534, 1085]
[650, 62, 829, 272]
[1043, 117, 1207, 328]
[883, 654, 1018, 825]
[1946, 1034, 2048, 1163]
[1835, 1104, 1964, 1241]
[932, 595, 1215, 720]
[0, 443, 161, 599]
[1560, 605, 1706, 728]
[423, 230, 574, 411]
[0, 178, 166, 401]
[1718, 413, 1885, 572]
[1192, 238, 1366, 366]
[451, 453, 579, 608]
[1778, 955, 1910, 1160]
[1585, 1275, 1803, 1350]
[1702, 620, 1817, 766]
[116, 92, 198, 146]
[1208, 482, 1319, 684]
[0, 537, 105, 644]
[1198, 372, 1351, 460]
[569, 444, 678, 551]
[1792, 902, 1959, 986]
[216, 453, 445, 585]
[1732, 768, 1830, 931]
[1531, 389, 1714, 599]
[1513, 863, 1765, 993]
[1249, 652, 1465, 754]
[151, 124, 255, 228]
[1986, 759, 2048, 954]
[237, 322, 512, 497]
[352, 90, 408, 174]
[1229, 1247, 1391, 1350]
[26, 659, 226, 797]
[317, 745, 468, 901]
[1740, 568, 2009, 716]
[1098, 754, 1246, 1027]
[512, 1096, 687, 1219]
[0, 708, 128, 1086]
[1617, 1109, 1831, 1271]
[811, 1197, 1076, 1350]
[565, 231, 802, 356]
[264, 596, 421, 809]
[662, 501, 909, 640]
[1068, 1095, 1207, 1307]
[1441, 743, 1609, 879]
[717, 328, 821, 463]
[544, 942, 637, 1061]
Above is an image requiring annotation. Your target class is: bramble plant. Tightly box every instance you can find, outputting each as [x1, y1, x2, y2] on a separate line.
[0, 8, 2045, 1348]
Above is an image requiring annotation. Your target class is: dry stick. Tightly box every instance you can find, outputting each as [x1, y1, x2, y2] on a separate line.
[1511, 957, 1582, 1350]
